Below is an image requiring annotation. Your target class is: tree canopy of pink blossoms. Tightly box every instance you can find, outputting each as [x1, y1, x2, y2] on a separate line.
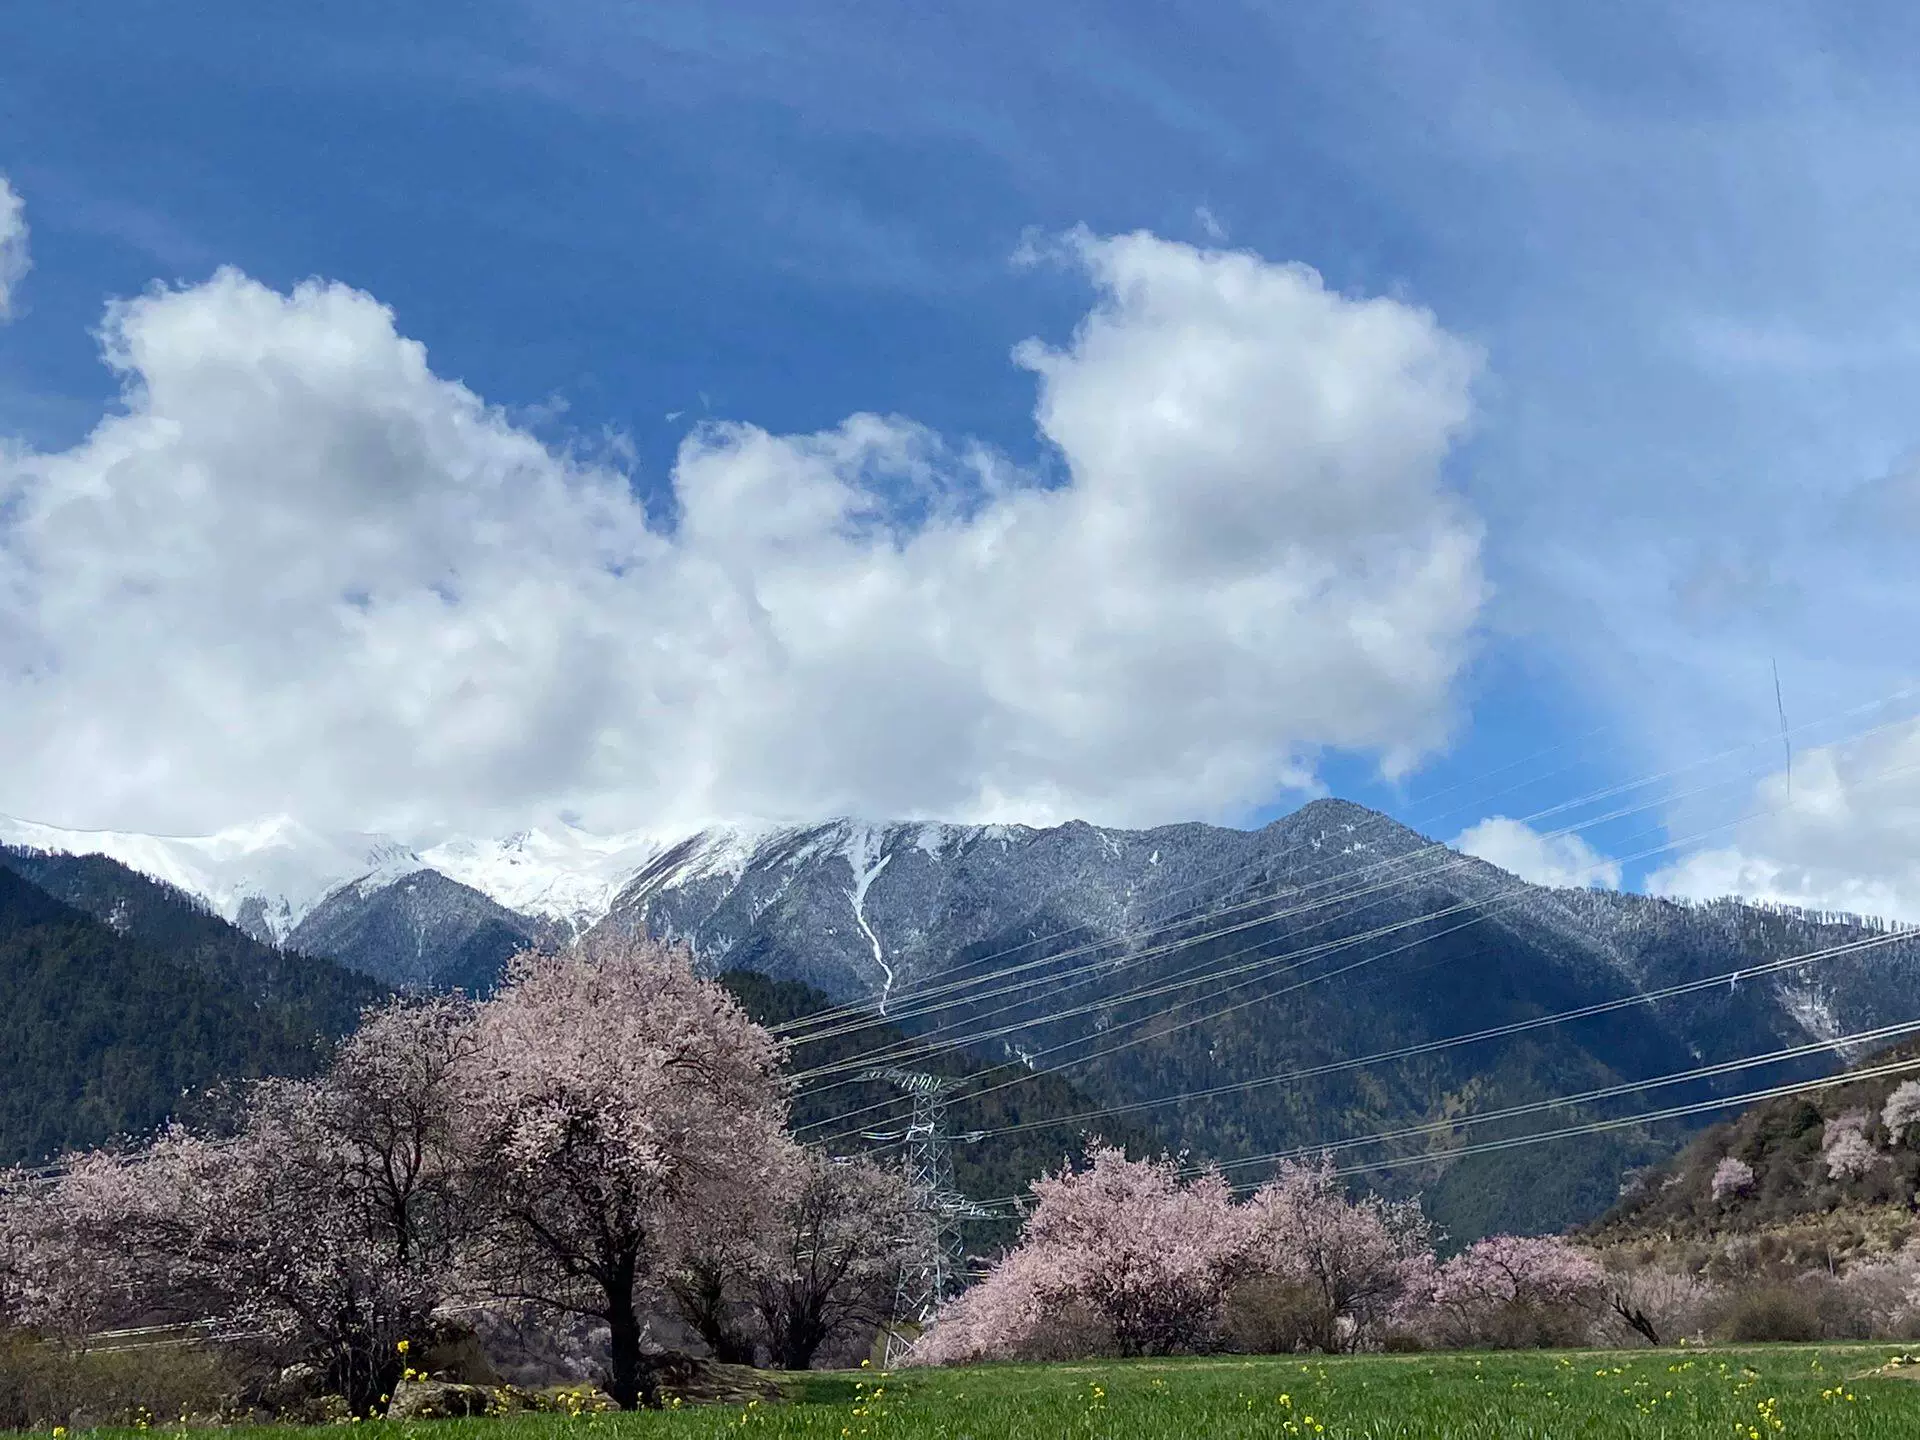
[1242, 1156, 1432, 1354]
[461, 935, 798, 1407]
[6, 997, 478, 1415]
[914, 1146, 1435, 1364]
[1710, 1156, 1755, 1203]
[1427, 1235, 1605, 1348]
[1823, 1110, 1881, 1182]
[4, 937, 809, 1413]
[749, 1149, 921, 1371]
[1883, 1080, 1920, 1142]
[912, 1147, 1246, 1363]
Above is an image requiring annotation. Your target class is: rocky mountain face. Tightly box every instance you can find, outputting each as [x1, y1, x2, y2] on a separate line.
[10, 799, 1920, 1237]
[287, 868, 544, 994]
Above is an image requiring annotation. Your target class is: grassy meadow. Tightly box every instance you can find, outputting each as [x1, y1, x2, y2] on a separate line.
[78, 1345, 1920, 1440]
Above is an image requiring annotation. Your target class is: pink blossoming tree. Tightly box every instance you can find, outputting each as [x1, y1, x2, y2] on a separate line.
[1883, 1080, 1920, 1143]
[913, 1146, 1436, 1363]
[460, 935, 795, 1408]
[749, 1149, 922, 1370]
[1427, 1234, 1606, 1348]
[10, 997, 480, 1414]
[1823, 1110, 1881, 1181]
[913, 1146, 1247, 1363]
[1710, 1156, 1755, 1203]
[1242, 1155, 1432, 1353]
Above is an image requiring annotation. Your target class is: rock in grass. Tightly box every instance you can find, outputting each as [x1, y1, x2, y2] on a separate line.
[386, 1379, 493, 1419]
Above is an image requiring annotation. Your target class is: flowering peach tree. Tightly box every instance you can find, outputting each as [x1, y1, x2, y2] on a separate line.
[1242, 1155, 1432, 1353]
[1427, 1234, 1606, 1347]
[9, 997, 477, 1414]
[459, 935, 796, 1408]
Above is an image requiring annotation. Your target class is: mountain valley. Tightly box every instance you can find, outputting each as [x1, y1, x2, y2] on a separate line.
[6, 800, 1918, 1239]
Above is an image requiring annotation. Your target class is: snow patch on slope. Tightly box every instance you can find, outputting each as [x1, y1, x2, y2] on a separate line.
[842, 822, 896, 1010]
[1775, 979, 1865, 1057]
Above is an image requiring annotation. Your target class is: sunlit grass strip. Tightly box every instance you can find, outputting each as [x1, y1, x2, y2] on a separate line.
[78, 1345, 1920, 1439]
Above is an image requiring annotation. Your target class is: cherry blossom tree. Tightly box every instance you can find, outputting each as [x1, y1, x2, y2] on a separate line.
[1242, 1155, 1432, 1353]
[1710, 1156, 1755, 1203]
[460, 936, 794, 1408]
[321, 996, 479, 1272]
[10, 998, 479, 1415]
[1021, 1146, 1249, 1355]
[1823, 1111, 1881, 1181]
[1883, 1081, 1920, 1144]
[907, 1244, 1058, 1366]
[1426, 1235, 1606, 1348]
[912, 1146, 1247, 1364]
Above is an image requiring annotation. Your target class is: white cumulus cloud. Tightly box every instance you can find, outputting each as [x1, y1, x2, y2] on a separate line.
[1454, 815, 1622, 890]
[1648, 718, 1920, 922]
[0, 231, 1486, 838]
[0, 177, 29, 321]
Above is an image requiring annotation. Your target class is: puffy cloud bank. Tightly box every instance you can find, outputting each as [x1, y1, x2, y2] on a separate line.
[1454, 816, 1622, 891]
[0, 176, 28, 321]
[1650, 719, 1920, 922]
[0, 230, 1486, 836]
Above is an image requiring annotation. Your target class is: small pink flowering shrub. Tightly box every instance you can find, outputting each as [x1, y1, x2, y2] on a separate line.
[1710, 1156, 1755, 1203]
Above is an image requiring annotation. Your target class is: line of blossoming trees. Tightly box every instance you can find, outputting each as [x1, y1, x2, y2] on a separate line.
[913, 1147, 1615, 1365]
[0, 936, 1616, 1416]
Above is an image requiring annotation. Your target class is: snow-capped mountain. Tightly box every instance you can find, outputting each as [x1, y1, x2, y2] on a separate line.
[417, 824, 677, 931]
[0, 812, 424, 942]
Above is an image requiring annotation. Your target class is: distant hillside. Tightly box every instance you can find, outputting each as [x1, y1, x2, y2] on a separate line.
[1, 847, 381, 1036]
[0, 853, 384, 1164]
[1589, 1037, 1920, 1263]
[287, 867, 542, 994]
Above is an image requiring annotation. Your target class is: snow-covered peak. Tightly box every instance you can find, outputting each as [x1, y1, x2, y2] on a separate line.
[419, 823, 674, 930]
[0, 811, 412, 938]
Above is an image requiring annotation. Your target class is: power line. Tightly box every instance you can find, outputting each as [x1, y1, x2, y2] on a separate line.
[781, 700, 1920, 1109]
[1314, 1052, 1920, 1186]
[774, 685, 1920, 1051]
[800, 768, 1920, 1144]
[767, 728, 1627, 1044]
[960, 928, 1920, 1141]
[790, 759, 1772, 1083]
[966, 1028, 1920, 1211]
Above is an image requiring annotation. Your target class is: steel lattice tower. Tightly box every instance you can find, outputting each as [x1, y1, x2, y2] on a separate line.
[857, 1066, 991, 1361]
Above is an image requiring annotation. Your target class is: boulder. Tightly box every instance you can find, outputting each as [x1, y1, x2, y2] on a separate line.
[386, 1379, 494, 1419]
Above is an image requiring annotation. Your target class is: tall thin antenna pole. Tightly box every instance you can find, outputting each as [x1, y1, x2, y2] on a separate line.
[1772, 657, 1792, 799]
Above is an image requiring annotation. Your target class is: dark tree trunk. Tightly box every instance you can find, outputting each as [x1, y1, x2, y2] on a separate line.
[1610, 1294, 1660, 1346]
[602, 1262, 660, 1410]
[672, 1263, 758, 1365]
[775, 1308, 829, 1371]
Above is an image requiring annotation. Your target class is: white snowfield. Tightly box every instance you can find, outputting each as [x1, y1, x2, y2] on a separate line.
[0, 810, 932, 943]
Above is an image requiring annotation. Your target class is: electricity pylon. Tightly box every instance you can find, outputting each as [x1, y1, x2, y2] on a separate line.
[857, 1067, 992, 1362]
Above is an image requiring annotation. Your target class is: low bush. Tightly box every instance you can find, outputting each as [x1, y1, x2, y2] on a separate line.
[1713, 1284, 1823, 1343]
[0, 1329, 246, 1429]
[1220, 1278, 1330, 1355]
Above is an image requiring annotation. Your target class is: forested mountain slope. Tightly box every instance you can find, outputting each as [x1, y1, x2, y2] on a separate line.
[0, 853, 383, 1164]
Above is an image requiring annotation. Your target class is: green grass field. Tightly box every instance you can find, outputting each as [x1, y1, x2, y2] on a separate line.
[86, 1346, 1920, 1439]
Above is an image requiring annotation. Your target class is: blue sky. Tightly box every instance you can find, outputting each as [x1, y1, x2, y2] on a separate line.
[4, 1, 1920, 911]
